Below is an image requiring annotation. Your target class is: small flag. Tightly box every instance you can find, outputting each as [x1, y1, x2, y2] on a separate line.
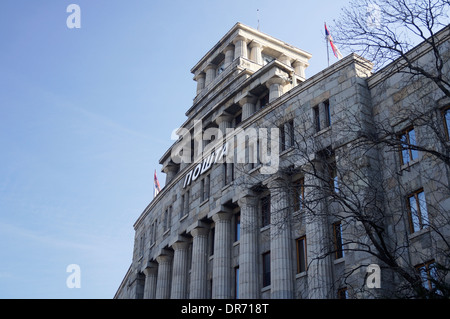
[154, 170, 161, 197]
[325, 23, 343, 59]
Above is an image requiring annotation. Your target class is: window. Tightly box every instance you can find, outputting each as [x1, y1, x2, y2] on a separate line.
[201, 175, 210, 202]
[443, 107, 450, 140]
[234, 267, 239, 299]
[151, 220, 157, 244]
[399, 127, 419, 165]
[261, 195, 271, 227]
[293, 178, 305, 212]
[407, 189, 429, 233]
[415, 260, 441, 295]
[235, 113, 242, 126]
[337, 287, 348, 299]
[262, 252, 271, 287]
[235, 213, 240, 242]
[296, 236, 307, 273]
[313, 105, 321, 132]
[279, 124, 286, 152]
[262, 54, 275, 65]
[180, 194, 185, 218]
[163, 207, 172, 231]
[217, 61, 225, 76]
[259, 93, 269, 109]
[280, 120, 295, 152]
[333, 221, 344, 259]
[185, 190, 190, 214]
[287, 120, 294, 148]
[209, 227, 215, 256]
[324, 100, 331, 128]
[329, 160, 339, 193]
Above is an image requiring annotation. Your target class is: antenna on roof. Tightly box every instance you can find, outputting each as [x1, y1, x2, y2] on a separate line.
[257, 8, 260, 31]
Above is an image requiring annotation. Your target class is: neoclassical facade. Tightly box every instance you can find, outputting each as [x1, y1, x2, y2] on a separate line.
[115, 23, 450, 299]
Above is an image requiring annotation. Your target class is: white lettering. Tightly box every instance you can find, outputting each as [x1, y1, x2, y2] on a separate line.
[66, 4, 81, 29]
[66, 264, 81, 288]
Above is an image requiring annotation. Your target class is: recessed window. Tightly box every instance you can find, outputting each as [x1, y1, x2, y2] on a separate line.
[261, 195, 271, 228]
[407, 189, 429, 233]
[333, 221, 344, 259]
[262, 252, 271, 287]
[296, 236, 307, 273]
[313, 105, 321, 132]
[337, 287, 348, 299]
[293, 178, 305, 212]
[415, 260, 441, 295]
[324, 100, 331, 128]
[235, 213, 241, 242]
[399, 127, 419, 165]
[217, 61, 225, 76]
[443, 106, 450, 140]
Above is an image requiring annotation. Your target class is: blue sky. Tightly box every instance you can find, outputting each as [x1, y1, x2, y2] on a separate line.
[0, 0, 350, 298]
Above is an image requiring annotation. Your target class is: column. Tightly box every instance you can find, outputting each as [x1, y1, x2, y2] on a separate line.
[155, 253, 173, 299]
[163, 164, 178, 186]
[170, 241, 190, 299]
[224, 45, 235, 68]
[189, 227, 210, 299]
[233, 35, 248, 59]
[249, 41, 263, 65]
[293, 60, 307, 79]
[267, 177, 295, 299]
[212, 212, 233, 299]
[304, 166, 333, 299]
[238, 195, 260, 299]
[240, 95, 257, 121]
[266, 77, 285, 103]
[278, 54, 292, 67]
[205, 64, 216, 86]
[195, 73, 206, 95]
[143, 263, 158, 299]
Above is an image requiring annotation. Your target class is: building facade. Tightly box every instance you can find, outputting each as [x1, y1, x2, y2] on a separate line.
[115, 23, 450, 299]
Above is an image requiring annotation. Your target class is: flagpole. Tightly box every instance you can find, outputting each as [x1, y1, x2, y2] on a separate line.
[325, 22, 330, 67]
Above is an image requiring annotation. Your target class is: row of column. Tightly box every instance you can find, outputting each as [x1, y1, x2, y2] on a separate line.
[141, 175, 332, 299]
[195, 35, 307, 94]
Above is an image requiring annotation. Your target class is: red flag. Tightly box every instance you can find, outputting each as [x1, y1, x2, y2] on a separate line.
[154, 170, 161, 197]
[325, 23, 343, 59]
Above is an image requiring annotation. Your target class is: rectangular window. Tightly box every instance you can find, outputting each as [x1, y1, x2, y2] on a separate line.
[333, 221, 344, 259]
[329, 160, 339, 193]
[415, 260, 441, 294]
[279, 123, 286, 152]
[209, 227, 215, 256]
[235, 213, 241, 242]
[261, 195, 271, 228]
[337, 287, 348, 299]
[407, 189, 429, 233]
[262, 252, 271, 287]
[296, 236, 307, 273]
[180, 194, 185, 218]
[324, 100, 331, 128]
[399, 127, 419, 165]
[234, 267, 239, 299]
[313, 105, 321, 132]
[443, 107, 450, 140]
[293, 178, 305, 212]
[287, 120, 294, 147]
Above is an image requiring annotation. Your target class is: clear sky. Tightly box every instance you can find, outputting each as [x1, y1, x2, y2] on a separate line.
[0, 0, 351, 298]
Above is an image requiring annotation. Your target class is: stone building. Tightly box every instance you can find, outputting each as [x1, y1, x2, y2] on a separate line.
[115, 23, 450, 299]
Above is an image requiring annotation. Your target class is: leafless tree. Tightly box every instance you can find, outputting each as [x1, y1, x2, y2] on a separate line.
[231, 1, 450, 297]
